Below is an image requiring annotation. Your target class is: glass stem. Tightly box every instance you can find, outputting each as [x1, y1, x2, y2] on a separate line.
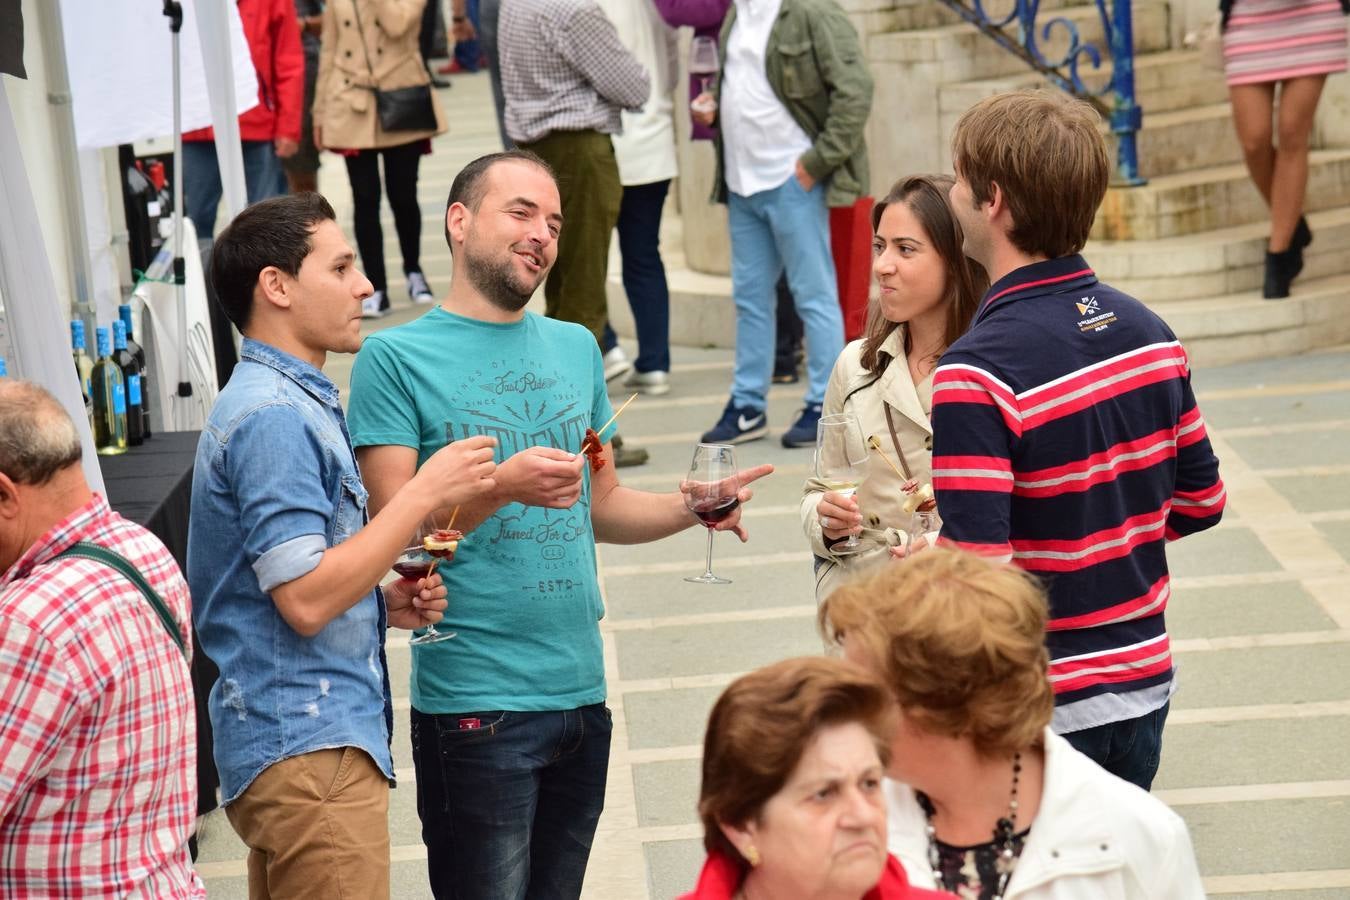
[703, 528, 716, 578]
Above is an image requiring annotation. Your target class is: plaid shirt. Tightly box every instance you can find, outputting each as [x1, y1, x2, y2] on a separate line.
[0, 494, 204, 898]
[499, 0, 650, 144]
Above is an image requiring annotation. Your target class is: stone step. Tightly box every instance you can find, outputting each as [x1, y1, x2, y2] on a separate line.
[1093, 148, 1350, 240]
[1154, 272, 1350, 367]
[869, 1, 1172, 84]
[608, 242, 1350, 369]
[940, 49, 1231, 120]
[1089, 206, 1350, 299]
[844, 0, 1079, 37]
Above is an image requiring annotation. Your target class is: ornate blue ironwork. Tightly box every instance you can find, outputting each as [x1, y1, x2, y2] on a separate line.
[934, 0, 1146, 185]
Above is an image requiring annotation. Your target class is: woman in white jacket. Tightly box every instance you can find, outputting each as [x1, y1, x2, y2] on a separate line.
[801, 175, 985, 602]
[820, 549, 1207, 899]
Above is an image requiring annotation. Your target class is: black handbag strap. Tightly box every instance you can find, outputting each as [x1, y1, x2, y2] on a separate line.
[53, 541, 188, 660]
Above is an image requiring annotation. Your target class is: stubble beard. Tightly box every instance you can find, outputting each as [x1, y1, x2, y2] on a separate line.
[462, 242, 542, 313]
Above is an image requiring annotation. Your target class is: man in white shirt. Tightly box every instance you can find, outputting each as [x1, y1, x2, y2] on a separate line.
[694, 0, 873, 447]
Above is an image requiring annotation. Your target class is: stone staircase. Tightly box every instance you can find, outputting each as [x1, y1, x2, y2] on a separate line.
[615, 0, 1350, 367]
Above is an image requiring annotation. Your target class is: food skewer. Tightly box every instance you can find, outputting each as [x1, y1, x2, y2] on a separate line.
[866, 436, 906, 478]
[582, 392, 638, 454]
[866, 436, 934, 512]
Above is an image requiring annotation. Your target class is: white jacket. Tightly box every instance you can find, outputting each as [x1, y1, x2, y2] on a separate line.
[596, 0, 678, 185]
[886, 729, 1205, 899]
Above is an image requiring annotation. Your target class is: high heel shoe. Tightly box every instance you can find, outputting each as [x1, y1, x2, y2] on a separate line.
[1263, 247, 1301, 300]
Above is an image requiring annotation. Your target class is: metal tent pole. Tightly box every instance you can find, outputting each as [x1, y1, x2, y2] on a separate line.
[163, 0, 192, 426]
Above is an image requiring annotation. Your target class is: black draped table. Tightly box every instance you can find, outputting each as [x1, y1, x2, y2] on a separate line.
[100, 431, 221, 821]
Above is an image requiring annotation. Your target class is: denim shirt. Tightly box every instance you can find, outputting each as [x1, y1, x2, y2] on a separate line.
[188, 338, 393, 804]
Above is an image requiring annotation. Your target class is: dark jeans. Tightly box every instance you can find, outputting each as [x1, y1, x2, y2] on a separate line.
[614, 179, 672, 373]
[775, 275, 803, 375]
[411, 704, 612, 900]
[1063, 701, 1170, 791]
[342, 141, 424, 295]
[454, 0, 483, 71]
[182, 139, 282, 240]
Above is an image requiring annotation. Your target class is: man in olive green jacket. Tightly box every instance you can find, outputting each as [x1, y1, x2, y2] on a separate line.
[694, 0, 873, 449]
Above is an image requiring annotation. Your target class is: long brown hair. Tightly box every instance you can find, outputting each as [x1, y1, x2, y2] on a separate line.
[860, 175, 989, 376]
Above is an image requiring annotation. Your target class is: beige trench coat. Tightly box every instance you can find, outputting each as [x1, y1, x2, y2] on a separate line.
[800, 328, 936, 603]
[313, 0, 447, 150]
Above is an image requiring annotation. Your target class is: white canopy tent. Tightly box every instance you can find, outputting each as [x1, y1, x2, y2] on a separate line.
[0, 0, 257, 479]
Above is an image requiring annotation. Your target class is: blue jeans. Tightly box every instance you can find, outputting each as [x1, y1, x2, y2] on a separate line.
[614, 179, 672, 373]
[182, 139, 282, 240]
[728, 176, 843, 409]
[1063, 701, 1170, 791]
[454, 0, 483, 71]
[410, 704, 612, 900]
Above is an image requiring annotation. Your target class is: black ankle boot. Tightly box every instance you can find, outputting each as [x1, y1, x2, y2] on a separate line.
[1294, 216, 1313, 250]
[1263, 248, 1300, 300]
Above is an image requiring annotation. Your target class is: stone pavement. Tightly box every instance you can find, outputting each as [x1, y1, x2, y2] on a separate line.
[195, 72, 1350, 898]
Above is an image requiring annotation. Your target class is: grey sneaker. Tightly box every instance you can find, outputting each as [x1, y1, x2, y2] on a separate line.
[624, 369, 670, 396]
[361, 291, 388, 319]
[603, 346, 633, 382]
[407, 271, 435, 305]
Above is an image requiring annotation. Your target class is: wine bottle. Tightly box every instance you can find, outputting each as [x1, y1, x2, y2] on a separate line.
[91, 326, 128, 456]
[0, 357, 7, 376]
[112, 321, 144, 446]
[117, 304, 151, 439]
[71, 319, 96, 431]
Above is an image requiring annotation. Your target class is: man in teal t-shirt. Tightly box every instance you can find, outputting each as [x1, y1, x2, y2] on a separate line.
[348, 151, 772, 900]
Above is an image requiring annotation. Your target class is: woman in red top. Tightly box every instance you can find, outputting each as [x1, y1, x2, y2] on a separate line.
[681, 657, 951, 900]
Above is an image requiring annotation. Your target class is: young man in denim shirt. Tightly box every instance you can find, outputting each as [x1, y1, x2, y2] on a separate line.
[188, 193, 498, 898]
[349, 151, 774, 900]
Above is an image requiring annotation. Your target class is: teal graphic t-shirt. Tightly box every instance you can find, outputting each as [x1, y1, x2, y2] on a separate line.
[348, 308, 614, 713]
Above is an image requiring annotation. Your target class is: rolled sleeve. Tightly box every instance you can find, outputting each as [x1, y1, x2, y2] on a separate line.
[223, 402, 333, 589]
[253, 534, 328, 593]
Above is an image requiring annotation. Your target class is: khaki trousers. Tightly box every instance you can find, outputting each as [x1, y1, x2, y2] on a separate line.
[225, 746, 390, 900]
[519, 129, 623, 347]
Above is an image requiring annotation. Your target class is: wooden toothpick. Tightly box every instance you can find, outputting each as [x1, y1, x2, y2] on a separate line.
[867, 436, 906, 479]
[584, 392, 639, 451]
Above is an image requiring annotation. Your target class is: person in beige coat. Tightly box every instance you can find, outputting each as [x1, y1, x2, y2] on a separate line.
[801, 175, 986, 602]
[314, 0, 447, 317]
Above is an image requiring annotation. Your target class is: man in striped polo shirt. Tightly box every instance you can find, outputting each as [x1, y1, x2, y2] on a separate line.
[932, 90, 1226, 790]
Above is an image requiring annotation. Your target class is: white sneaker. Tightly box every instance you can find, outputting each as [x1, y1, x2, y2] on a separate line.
[407, 271, 435, 305]
[603, 346, 633, 382]
[624, 369, 670, 396]
[361, 291, 388, 319]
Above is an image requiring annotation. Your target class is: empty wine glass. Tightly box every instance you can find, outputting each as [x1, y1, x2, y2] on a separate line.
[689, 35, 719, 95]
[816, 413, 868, 552]
[905, 509, 940, 558]
[683, 443, 740, 585]
[393, 523, 458, 645]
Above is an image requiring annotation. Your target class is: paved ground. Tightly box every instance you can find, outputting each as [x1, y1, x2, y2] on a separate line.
[196, 71, 1350, 898]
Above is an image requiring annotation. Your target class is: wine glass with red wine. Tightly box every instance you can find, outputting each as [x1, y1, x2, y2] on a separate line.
[393, 524, 460, 645]
[683, 443, 740, 585]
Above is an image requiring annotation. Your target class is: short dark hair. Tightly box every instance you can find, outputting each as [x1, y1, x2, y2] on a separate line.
[443, 150, 555, 251]
[951, 90, 1110, 259]
[0, 380, 83, 485]
[209, 192, 337, 331]
[697, 657, 895, 870]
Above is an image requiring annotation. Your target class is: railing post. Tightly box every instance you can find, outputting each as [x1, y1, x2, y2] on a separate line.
[1108, 0, 1147, 185]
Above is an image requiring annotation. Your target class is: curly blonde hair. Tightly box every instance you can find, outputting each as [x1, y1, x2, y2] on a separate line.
[819, 548, 1053, 756]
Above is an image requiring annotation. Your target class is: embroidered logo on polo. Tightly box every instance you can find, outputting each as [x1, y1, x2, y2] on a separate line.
[1075, 295, 1118, 334]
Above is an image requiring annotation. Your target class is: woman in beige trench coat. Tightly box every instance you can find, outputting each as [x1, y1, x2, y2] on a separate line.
[314, 0, 448, 317]
[801, 175, 987, 603]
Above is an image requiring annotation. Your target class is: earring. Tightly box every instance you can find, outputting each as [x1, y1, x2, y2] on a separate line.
[744, 845, 761, 867]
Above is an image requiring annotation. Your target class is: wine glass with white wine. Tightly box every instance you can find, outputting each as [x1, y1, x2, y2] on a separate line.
[815, 413, 869, 553]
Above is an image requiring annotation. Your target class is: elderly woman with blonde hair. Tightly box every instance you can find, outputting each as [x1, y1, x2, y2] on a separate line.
[820, 549, 1205, 899]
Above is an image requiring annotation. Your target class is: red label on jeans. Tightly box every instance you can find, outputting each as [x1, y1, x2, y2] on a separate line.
[458, 717, 482, 730]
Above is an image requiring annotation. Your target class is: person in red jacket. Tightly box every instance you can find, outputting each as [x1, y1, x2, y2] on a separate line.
[182, 0, 304, 242]
[683, 657, 952, 900]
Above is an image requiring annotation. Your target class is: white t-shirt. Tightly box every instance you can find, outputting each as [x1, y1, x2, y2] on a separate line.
[597, 0, 679, 186]
[721, 0, 813, 197]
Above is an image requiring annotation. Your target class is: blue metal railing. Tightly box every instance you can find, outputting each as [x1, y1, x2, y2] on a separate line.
[935, 0, 1146, 185]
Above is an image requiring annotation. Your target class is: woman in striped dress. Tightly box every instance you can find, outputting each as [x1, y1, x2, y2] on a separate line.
[1221, 0, 1349, 298]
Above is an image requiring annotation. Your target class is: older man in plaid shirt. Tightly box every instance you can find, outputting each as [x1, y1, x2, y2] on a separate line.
[0, 380, 203, 898]
[498, 0, 652, 465]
